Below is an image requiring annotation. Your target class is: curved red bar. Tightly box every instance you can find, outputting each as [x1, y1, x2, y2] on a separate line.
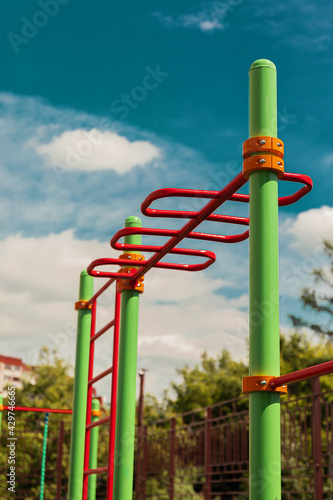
[141, 187, 249, 221]
[278, 172, 313, 206]
[87, 246, 216, 279]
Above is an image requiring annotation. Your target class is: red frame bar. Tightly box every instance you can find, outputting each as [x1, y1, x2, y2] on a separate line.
[86, 415, 111, 431]
[83, 299, 97, 499]
[2, 406, 72, 414]
[84, 466, 108, 476]
[88, 366, 113, 386]
[269, 360, 333, 388]
[91, 319, 115, 343]
[106, 290, 122, 500]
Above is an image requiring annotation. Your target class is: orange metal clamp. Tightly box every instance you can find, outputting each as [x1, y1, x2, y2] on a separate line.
[242, 375, 288, 395]
[117, 253, 145, 293]
[242, 136, 285, 179]
[75, 300, 92, 310]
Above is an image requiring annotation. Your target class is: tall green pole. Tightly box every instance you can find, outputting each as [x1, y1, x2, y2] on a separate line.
[68, 270, 94, 500]
[113, 216, 142, 500]
[248, 59, 281, 499]
[0, 394, 3, 438]
[87, 399, 100, 500]
[39, 412, 49, 500]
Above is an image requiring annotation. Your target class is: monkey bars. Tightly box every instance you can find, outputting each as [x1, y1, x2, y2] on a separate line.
[68, 59, 316, 500]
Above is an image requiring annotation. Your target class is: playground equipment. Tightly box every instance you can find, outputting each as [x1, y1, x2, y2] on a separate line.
[0, 397, 73, 498]
[67, 58, 333, 499]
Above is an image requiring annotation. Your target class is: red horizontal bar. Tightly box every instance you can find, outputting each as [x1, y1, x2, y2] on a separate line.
[87, 246, 216, 279]
[2, 405, 72, 414]
[141, 186, 249, 221]
[269, 360, 333, 388]
[84, 466, 108, 476]
[86, 415, 110, 431]
[90, 319, 115, 343]
[88, 366, 113, 386]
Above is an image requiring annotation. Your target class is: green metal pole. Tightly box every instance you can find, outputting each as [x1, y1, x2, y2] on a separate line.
[113, 216, 142, 500]
[0, 394, 3, 438]
[248, 59, 281, 499]
[39, 412, 49, 500]
[68, 270, 94, 500]
[87, 399, 100, 500]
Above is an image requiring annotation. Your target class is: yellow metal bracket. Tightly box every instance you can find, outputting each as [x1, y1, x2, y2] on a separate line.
[242, 136, 285, 179]
[75, 300, 92, 311]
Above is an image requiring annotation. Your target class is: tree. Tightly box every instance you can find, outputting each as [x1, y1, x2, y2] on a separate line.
[290, 240, 333, 338]
[165, 349, 248, 417]
[0, 347, 74, 499]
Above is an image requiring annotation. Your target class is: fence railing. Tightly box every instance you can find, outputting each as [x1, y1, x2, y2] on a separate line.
[135, 377, 333, 499]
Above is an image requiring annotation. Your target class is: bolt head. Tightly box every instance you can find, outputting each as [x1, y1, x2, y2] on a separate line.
[259, 159, 266, 164]
[259, 139, 266, 145]
[260, 380, 267, 386]
[277, 161, 282, 165]
[277, 142, 282, 147]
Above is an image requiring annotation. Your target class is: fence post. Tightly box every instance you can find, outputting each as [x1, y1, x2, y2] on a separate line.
[169, 418, 176, 500]
[204, 407, 212, 499]
[248, 59, 281, 499]
[88, 398, 101, 500]
[136, 370, 146, 500]
[56, 420, 65, 500]
[113, 216, 143, 500]
[312, 378, 323, 500]
[68, 270, 94, 500]
[141, 426, 148, 500]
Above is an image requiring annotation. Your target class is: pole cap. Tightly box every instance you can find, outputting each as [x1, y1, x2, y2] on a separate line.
[250, 59, 276, 72]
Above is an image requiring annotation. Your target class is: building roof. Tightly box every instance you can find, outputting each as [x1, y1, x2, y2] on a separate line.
[0, 354, 30, 370]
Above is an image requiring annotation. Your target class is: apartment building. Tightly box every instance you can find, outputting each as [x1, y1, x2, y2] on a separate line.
[0, 355, 32, 397]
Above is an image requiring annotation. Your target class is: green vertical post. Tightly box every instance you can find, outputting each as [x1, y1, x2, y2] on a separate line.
[39, 412, 49, 500]
[248, 59, 281, 499]
[68, 270, 94, 500]
[0, 394, 3, 438]
[113, 216, 142, 500]
[87, 399, 100, 500]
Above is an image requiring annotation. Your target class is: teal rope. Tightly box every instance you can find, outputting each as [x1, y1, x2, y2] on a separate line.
[39, 412, 49, 500]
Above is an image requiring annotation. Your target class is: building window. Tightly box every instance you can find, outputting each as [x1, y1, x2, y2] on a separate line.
[14, 366, 20, 371]
[5, 364, 11, 370]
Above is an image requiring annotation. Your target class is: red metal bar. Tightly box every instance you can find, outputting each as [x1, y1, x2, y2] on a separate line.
[2, 406, 72, 414]
[86, 415, 111, 431]
[88, 366, 113, 386]
[106, 290, 122, 500]
[278, 172, 313, 206]
[83, 466, 108, 476]
[85, 277, 116, 307]
[83, 299, 97, 500]
[90, 319, 115, 343]
[269, 361, 333, 388]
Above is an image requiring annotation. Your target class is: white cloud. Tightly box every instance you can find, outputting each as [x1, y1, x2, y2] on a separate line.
[0, 231, 249, 398]
[152, 1, 235, 33]
[284, 206, 333, 255]
[34, 128, 161, 174]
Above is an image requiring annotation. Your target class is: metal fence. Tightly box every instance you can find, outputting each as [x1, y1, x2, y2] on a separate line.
[1, 377, 333, 498]
[135, 377, 333, 499]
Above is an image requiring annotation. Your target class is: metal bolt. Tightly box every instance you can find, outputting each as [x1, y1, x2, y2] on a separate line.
[260, 380, 267, 386]
[259, 139, 266, 145]
[277, 161, 282, 165]
[277, 142, 282, 147]
[259, 159, 266, 164]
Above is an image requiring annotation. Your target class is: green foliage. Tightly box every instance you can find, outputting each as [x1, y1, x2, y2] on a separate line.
[290, 240, 333, 338]
[0, 346, 73, 498]
[165, 349, 248, 417]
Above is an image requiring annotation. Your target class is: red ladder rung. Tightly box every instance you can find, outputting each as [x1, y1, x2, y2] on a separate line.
[90, 319, 115, 343]
[86, 415, 111, 431]
[88, 366, 113, 386]
[83, 466, 108, 476]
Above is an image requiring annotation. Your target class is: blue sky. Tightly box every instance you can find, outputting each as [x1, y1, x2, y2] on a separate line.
[0, 0, 332, 398]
